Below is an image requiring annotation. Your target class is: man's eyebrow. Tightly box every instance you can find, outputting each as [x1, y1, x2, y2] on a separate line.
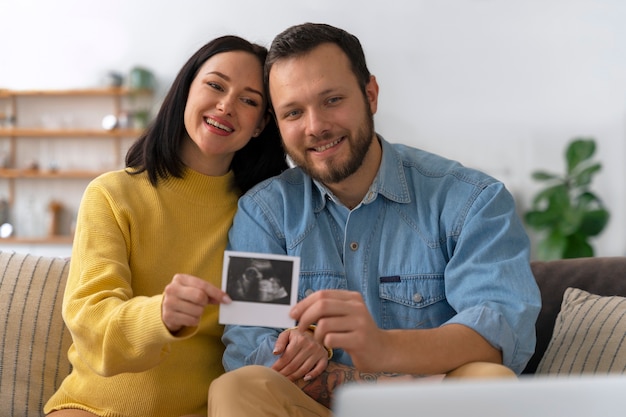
[274, 88, 340, 112]
[273, 100, 298, 113]
[206, 71, 264, 98]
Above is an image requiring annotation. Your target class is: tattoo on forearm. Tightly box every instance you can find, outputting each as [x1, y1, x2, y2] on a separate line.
[300, 363, 412, 409]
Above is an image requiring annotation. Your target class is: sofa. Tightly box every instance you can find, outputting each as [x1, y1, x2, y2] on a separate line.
[1, 251, 626, 416]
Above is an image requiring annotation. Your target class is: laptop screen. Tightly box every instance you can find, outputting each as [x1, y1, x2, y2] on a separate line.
[333, 375, 626, 417]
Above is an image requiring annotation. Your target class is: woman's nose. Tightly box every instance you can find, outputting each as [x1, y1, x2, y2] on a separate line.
[216, 95, 234, 115]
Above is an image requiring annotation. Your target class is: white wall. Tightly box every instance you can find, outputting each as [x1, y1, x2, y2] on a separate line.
[1, 0, 625, 258]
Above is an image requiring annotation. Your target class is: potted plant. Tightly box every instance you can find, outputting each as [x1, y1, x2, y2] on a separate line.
[524, 137, 610, 260]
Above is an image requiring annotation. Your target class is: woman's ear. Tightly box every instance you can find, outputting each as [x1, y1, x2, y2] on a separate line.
[253, 112, 271, 137]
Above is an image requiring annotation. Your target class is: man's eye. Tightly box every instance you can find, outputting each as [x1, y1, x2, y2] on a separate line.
[285, 110, 301, 119]
[327, 96, 342, 105]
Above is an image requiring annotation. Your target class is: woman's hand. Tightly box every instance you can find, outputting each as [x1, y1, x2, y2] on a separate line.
[162, 273, 231, 334]
[271, 327, 329, 381]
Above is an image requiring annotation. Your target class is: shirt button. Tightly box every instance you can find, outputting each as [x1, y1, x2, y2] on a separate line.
[412, 293, 423, 303]
[349, 242, 359, 251]
[304, 289, 314, 297]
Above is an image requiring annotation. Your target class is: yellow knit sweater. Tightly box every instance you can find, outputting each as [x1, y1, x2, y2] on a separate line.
[45, 168, 238, 416]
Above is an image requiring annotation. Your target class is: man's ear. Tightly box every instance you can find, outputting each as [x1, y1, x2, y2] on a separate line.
[365, 75, 379, 115]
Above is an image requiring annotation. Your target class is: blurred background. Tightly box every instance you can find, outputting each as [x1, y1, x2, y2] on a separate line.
[1, 0, 624, 258]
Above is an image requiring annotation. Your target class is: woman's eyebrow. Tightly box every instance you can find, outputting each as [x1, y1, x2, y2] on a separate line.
[207, 71, 264, 98]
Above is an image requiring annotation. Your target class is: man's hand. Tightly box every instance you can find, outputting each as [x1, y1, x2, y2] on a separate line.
[161, 273, 231, 334]
[290, 289, 387, 372]
[290, 289, 503, 376]
[272, 327, 329, 381]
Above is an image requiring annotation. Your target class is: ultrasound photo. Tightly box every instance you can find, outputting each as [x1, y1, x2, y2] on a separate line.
[226, 256, 293, 305]
[220, 251, 300, 328]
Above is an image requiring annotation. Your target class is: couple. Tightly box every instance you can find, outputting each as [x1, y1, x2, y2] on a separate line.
[45, 23, 541, 417]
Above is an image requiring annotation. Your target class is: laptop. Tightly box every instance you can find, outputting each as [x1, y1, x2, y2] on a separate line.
[333, 375, 626, 417]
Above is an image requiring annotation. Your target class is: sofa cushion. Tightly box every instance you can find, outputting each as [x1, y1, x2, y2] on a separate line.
[526, 257, 626, 374]
[536, 287, 626, 375]
[0, 251, 72, 416]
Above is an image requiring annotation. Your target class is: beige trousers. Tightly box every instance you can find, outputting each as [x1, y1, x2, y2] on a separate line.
[207, 362, 515, 417]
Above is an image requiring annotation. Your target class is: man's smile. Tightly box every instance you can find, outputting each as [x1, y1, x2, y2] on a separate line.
[312, 137, 344, 152]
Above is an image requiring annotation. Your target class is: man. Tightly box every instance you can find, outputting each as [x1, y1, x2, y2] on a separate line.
[209, 23, 541, 416]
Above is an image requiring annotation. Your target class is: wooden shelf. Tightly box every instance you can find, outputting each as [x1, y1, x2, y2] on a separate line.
[0, 87, 152, 98]
[0, 127, 144, 138]
[0, 168, 105, 179]
[0, 235, 73, 245]
[0, 87, 154, 247]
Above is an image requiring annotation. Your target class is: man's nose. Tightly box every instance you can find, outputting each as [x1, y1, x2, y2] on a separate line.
[305, 108, 331, 137]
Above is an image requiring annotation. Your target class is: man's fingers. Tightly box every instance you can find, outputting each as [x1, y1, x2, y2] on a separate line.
[291, 289, 361, 317]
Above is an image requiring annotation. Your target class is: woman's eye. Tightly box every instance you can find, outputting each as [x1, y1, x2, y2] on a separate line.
[207, 82, 224, 91]
[242, 98, 259, 107]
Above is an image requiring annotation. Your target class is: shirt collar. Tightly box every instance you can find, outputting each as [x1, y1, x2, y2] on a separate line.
[311, 135, 411, 212]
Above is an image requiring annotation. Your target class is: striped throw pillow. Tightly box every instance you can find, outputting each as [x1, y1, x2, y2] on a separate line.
[536, 287, 626, 375]
[0, 251, 72, 416]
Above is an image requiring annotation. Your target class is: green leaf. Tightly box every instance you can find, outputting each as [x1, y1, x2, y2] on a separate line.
[546, 185, 571, 212]
[525, 210, 559, 230]
[536, 231, 567, 261]
[572, 163, 601, 187]
[563, 233, 594, 258]
[579, 209, 610, 236]
[526, 137, 608, 260]
[575, 191, 602, 207]
[531, 171, 560, 181]
[558, 207, 583, 235]
[531, 184, 569, 209]
[566, 138, 596, 174]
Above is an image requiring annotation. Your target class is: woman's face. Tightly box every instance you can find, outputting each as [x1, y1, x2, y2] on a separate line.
[182, 50, 266, 176]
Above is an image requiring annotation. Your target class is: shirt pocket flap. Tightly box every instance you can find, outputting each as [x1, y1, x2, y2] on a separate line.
[298, 274, 347, 299]
[378, 275, 445, 308]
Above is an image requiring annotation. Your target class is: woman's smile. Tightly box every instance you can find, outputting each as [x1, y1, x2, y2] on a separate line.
[205, 115, 234, 135]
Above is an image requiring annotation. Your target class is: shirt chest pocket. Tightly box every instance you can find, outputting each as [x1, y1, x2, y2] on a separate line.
[378, 275, 454, 329]
[298, 273, 347, 300]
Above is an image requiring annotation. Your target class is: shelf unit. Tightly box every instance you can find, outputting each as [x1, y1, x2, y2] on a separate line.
[0, 87, 152, 245]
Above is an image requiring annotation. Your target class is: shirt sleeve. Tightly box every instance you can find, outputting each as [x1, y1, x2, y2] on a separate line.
[63, 181, 187, 377]
[442, 182, 541, 374]
[222, 191, 290, 370]
[222, 325, 282, 370]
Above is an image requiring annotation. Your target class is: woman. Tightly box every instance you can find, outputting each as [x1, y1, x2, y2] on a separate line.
[45, 36, 287, 417]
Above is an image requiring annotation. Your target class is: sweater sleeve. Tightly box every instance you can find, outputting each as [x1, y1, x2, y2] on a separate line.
[62, 177, 190, 377]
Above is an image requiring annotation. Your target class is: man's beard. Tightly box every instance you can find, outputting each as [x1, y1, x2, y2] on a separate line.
[286, 104, 375, 185]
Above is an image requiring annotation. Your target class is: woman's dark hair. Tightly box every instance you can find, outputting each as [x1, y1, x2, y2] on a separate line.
[265, 23, 371, 109]
[125, 35, 287, 193]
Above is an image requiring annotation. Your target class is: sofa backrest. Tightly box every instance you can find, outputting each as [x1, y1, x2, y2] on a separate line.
[526, 256, 626, 374]
[0, 251, 72, 417]
[1, 249, 624, 414]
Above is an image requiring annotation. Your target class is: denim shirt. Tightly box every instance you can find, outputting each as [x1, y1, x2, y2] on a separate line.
[223, 136, 541, 375]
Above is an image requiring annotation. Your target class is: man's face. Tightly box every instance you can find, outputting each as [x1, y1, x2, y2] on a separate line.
[269, 43, 378, 185]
